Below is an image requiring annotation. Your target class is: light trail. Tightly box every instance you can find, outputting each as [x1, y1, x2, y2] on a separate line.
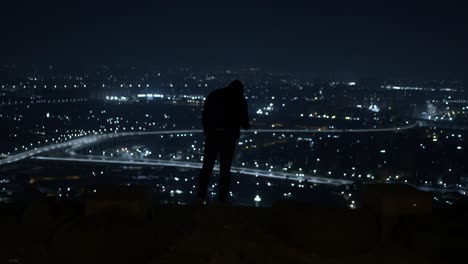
[0, 122, 419, 166]
[33, 155, 353, 185]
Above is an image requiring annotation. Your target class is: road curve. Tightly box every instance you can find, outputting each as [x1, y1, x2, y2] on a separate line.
[0, 122, 419, 166]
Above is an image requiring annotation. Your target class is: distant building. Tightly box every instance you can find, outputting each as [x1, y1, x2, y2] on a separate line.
[426, 101, 437, 119]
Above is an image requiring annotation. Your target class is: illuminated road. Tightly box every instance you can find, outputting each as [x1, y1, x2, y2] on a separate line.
[0, 136, 102, 166]
[402, 182, 467, 195]
[32, 155, 353, 185]
[0, 122, 419, 167]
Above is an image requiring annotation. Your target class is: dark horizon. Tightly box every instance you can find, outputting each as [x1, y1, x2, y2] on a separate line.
[1, 0, 468, 80]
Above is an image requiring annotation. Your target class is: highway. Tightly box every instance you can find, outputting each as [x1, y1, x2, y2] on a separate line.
[0, 122, 419, 167]
[3, 122, 466, 192]
[33, 155, 353, 185]
[404, 182, 467, 195]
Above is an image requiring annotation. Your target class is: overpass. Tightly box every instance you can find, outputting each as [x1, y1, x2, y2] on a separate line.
[0, 122, 420, 167]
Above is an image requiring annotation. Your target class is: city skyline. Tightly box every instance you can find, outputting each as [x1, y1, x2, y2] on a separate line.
[1, 2, 467, 262]
[1, 66, 467, 207]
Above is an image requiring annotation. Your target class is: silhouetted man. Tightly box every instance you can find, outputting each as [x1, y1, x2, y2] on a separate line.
[197, 79, 250, 204]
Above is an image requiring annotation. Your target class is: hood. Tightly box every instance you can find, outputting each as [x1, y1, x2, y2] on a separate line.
[226, 79, 244, 95]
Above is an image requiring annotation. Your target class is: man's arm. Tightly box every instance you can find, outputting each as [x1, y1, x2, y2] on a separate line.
[240, 98, 250, 130]
[202, 95, 211, 135]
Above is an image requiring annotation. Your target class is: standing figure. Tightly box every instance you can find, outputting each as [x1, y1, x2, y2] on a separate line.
[197, 79, 250, 204]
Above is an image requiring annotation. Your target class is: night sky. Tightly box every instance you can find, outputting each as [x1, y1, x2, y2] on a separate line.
[1, 0, 467, 79]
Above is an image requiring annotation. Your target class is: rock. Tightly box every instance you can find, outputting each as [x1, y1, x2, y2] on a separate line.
[50, 211, 154, 264]
[273, 200, 379, 256]
[85, 185, 152, 218]
[362, 184, 432, 240]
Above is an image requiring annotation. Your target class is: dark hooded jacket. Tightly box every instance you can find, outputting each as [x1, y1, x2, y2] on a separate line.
[202, 80, 250, 139]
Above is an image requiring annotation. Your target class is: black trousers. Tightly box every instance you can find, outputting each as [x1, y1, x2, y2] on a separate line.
[197, 132, 237, 202]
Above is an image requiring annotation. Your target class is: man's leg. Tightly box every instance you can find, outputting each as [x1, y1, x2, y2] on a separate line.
[218, 138, 237, 202]
[197, 136, 218, 201]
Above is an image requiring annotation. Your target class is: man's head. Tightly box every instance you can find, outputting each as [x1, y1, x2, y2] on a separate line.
[226, 79, 244, 95]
